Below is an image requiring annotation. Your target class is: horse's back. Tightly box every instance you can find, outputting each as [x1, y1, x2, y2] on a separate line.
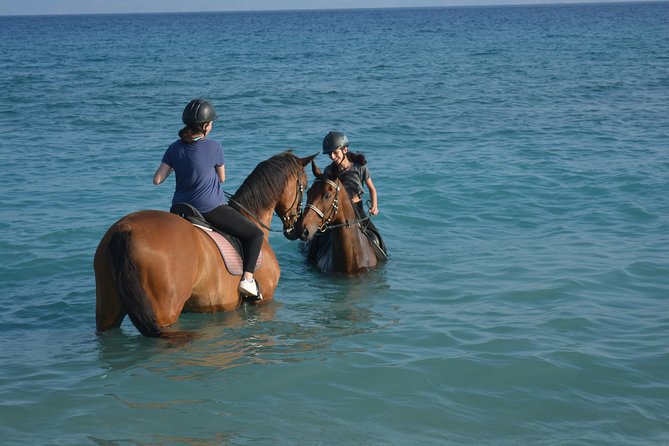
[97, 210, 205, 280]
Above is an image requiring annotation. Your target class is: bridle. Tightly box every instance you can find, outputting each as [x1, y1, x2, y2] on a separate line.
[305, 177, 373, 233]
[278, 174, 305, 236]
[227, 174, 305, 234]
[305, 178, 341, 233]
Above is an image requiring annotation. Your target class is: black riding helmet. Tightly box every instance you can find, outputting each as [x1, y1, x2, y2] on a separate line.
[322, 131, 349, 154]
[182, 98, 219, 125]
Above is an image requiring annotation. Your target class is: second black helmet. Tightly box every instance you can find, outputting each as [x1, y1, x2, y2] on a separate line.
[322, 131, 349, 154]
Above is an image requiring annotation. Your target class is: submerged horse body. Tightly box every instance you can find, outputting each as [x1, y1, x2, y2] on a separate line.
[94, 151, 316, 337]
[297, 161, 387, 274]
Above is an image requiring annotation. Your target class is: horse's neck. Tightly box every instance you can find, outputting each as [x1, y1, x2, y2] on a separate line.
[331, 195, 371, 256]
[332, 193, 357, 227]
[234, 199, 274, 237]
[255, 209, 274, 237]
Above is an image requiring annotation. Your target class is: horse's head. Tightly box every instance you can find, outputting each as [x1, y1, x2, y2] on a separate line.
[274, 152, 318, 240]
[297, 161, 343, 241]
[231, 151, 317, 240]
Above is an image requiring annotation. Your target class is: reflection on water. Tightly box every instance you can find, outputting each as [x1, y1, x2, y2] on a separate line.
[95, 267, 392, 382]
[89, 431, 238, 446]
[96, 301, 278, 378]
[106, 393, 208, 409]
[88, 269, 396, 446]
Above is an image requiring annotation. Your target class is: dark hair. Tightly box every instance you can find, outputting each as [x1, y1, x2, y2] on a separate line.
[346, 150, 367, 166]
[178, 123, 207, 144]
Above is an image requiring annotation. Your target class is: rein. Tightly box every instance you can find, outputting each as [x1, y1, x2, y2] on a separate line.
[226, 176, 304, 233]
[279, 176, 305, 237]
[306, 179, 370, 233]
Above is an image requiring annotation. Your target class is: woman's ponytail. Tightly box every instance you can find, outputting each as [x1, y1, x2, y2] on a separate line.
[347, 151, 367, 166]
[179, 123, 207, 144]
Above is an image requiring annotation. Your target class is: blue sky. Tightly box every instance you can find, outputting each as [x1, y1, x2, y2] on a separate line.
[0, 0, 635, 16]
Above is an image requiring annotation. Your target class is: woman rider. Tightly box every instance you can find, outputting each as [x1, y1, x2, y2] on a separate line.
[153, 99, 263, 299]
[321, 131, 387, 257]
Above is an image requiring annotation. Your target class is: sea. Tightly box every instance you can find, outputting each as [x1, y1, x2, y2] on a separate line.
[1, 2, 668, 444]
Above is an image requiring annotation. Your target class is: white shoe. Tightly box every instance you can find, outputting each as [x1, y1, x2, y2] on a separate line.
[238, 277, 258, 298]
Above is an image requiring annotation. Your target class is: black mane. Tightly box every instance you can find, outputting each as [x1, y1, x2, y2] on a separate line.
[231, 151, 303, 215]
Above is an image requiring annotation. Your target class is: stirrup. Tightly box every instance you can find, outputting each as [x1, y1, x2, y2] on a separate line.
[239, 278, 262, 301]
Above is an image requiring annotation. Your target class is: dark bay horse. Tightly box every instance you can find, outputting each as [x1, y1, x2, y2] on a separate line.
[94, 151, 316, 337]
[296, 161, 387, 274]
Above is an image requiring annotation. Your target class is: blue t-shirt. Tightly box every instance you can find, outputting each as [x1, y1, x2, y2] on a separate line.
[161, 138, 227, 213]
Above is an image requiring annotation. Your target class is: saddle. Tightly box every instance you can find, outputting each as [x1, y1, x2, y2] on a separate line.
[170, 203, 262, 276]
[352, 201, 388, 261]
[362, 224, 388, 261]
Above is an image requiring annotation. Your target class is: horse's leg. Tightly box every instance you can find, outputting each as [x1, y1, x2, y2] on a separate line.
[127, 220, 202, 329]
[94, 233, 126, 332]
[253, 242, 279, 301]
[136, 251, 190, 328]
[98, 214, 198, 336]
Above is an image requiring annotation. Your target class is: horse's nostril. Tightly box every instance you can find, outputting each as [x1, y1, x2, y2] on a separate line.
[301, 228, 309, 240]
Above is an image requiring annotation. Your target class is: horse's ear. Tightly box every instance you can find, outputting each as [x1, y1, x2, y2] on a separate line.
[301, 152, 318, 167]
[311, 160, 322, 177]
[328, 168, 340, 181]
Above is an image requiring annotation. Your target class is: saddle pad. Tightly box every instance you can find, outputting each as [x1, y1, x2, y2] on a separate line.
[195, 225, 262, 276]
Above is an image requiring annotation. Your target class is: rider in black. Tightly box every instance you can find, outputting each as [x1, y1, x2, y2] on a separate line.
[321, 131, 387, 258]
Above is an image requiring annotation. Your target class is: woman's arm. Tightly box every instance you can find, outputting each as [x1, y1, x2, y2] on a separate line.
[216, 165, 226, 183]
[153, 162, 173, 185]
[366, 177, 378, 215]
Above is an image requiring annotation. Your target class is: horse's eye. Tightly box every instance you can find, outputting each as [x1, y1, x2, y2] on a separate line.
[324, 193, 331, 199]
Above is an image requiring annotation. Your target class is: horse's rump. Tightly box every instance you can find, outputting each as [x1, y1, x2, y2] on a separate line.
[105, 228, 161, 337]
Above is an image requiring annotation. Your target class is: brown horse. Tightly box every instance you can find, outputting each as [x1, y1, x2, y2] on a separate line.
[94, 151, 316, 337]
[296, 161, 386, 274]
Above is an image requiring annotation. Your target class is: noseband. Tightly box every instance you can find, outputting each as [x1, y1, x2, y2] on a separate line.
[305, 179, 340, 232]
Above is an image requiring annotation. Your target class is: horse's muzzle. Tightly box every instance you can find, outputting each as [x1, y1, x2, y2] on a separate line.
[283, 227, 300, 241]
[299, 227, 312, 241]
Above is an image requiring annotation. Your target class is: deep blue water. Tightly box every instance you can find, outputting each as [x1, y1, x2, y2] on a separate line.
[1, 3, 668, 444]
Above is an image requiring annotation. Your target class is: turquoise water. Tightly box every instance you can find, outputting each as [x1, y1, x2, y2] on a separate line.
[1, 3, 669, 444]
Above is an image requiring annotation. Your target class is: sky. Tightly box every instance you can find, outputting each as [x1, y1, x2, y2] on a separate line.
[0, 0, 640, 16]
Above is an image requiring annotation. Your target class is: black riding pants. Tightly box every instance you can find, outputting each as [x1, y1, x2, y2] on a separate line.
[203, 204, 264, 274]
[352, 201, 379, 235]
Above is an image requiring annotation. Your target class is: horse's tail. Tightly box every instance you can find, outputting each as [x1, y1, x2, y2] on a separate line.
[106, 229, 163, 338]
